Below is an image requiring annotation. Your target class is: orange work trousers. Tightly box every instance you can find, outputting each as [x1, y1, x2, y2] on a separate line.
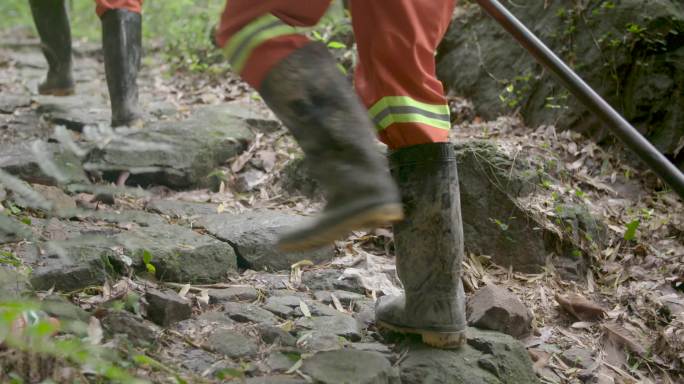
[95, 0, 142, 17]
[215, 0, 456, 150]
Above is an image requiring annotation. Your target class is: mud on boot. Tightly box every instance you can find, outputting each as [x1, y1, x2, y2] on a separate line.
[375, 142, 467, 349]
[258, 42, 404, 252]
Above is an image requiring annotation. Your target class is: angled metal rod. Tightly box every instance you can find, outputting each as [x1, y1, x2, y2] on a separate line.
[474, 0, 684, 199]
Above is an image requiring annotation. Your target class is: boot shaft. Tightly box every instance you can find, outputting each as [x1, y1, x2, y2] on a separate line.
[29, 0, 72, 76]
[259, 42, 399, 204]
[101, 9, 142, 127]
[390, 143, 465, 295]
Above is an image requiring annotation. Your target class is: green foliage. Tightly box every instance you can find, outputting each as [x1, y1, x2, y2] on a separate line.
[0, 300, 148, 383]
[142, 249, 156, 275]
[623, 219, 640, 241]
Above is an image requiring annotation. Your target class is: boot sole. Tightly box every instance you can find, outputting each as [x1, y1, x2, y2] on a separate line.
[39, 88, 75, 96]
[378, 320, 466, 349]
[278, 203, 404, 252]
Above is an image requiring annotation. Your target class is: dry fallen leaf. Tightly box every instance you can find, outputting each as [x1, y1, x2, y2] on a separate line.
[555, 293, 606, 321]
[299, 300, 311, 318]
[603, 322, 647, 357]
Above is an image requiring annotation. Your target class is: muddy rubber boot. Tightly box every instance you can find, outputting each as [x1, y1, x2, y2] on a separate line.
[376, 143, 467, 349]
[101, 9, 142, 128]
[28, 0, 75, 96]
[259, 42, 404, 252]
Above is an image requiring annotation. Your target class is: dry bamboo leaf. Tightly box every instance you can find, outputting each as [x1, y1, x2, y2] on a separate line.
[87, 317, 103, 345]
[555, 293, 606, 321]
[603, 322, 647, 357]
[299, 300, 311, 318]
[330, 293, 345, 313]
[178, 284, 191, 298]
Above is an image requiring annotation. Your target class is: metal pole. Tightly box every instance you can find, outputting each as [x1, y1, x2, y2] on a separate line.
[474, 0, 684, 199]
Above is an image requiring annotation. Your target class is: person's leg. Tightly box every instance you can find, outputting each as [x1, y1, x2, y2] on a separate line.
[214, 1, 403, 251]
[96, 0, 143, 127]
[352, 0, 466, 349]
[28, 0, 75, 96]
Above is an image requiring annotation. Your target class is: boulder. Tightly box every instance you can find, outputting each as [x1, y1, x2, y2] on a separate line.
[27, 215, 238, 291]
[198, 210, 334, 271]
[145, 199, 219, 219]
[295, 314, 361, 342]
[223, 302, 280, 325]
[208, 329, 259, 358]
[0, 267, 29, 298]
[114, 222, 238, 283]
[84, 104, 269, 188]
[455, 140, 606, 277]
[437, 0, 684, 156]
[102, 310, 160, 345]
[0, 142, 88, 185]
[145, 288, 193, 326]
[398, 328, 539, 384]
[301, 350, 400, 384]
[467, 284, 533, 338]
[208, 286, 259, 303]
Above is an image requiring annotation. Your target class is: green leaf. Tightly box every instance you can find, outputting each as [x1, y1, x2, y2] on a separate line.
[624, 219, 640, 241]
[327, 41, 346, 49]
[142, 250, 152, 265]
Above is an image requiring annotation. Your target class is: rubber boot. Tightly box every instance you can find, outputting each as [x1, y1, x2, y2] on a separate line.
[28, 0, 75, 96]
[375, 143, 467, 349]
[259, 42, 404, 252]
[101, 9, 142, 128]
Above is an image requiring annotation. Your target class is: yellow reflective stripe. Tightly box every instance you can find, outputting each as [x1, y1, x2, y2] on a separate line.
[369, 96, 451, 131]
[369, 96, 450, 118]
[375, 113, 451, 131]
[223, 14, 299, 73]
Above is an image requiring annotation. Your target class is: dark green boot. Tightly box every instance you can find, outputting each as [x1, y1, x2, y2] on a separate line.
[376, 143, 467, 349]
[259, 42, 404, 252]
[101, 9, 142, 127]
[29, 0, 75, 96]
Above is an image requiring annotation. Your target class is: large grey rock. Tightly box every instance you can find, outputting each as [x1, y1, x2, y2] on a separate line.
[455, 140, 606, 277]
[0, 94, 31, 113]
[145, 289, 193, 326]
[399, 328, 539, 384]
[0, 268, 29, 298]
[36, 95, 109, 131]
[85, 104, 270, 188]
[0, 215, 32, 244]
[114, 222, 238, 283]
[28, 216, 238, 291]
[146, 199, 219, 219]
[438, 0, 684, 155]
[295, 314, 361, 341]
[301, 268, 366, 293]
[208, 286, 259, 303]
[301, 350, 400, 384]
[223, 302, 279, 325]
[467, 284, 533, 338]
[0, 142, 88, 185]
[102, 310, 160, 345]
[198, 210, 334, 271]
[208, 329, 259, 358]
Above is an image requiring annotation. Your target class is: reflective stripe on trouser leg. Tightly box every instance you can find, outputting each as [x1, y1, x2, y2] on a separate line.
[222, 14, 300, 74]
[369, 96, 451, 132]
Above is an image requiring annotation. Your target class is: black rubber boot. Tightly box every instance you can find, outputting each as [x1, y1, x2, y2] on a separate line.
[101, 9, 142, 127]
[376, 143, 467, 349]
[259, 42, 404, 252]
[29, 0, 75, 96]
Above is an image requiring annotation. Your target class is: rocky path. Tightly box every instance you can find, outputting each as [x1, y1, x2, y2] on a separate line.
[1, 35, 682, 383]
